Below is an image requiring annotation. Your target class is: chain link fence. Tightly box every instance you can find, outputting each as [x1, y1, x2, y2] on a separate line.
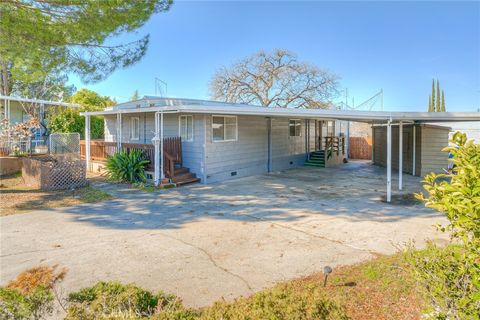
[49, 133, 80, 156]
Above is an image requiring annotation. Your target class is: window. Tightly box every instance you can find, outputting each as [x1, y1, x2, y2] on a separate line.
[326, 121, 335, 137]
[212, 115, 237, 142]
[130, 117, 140, 140]
[289, 119, 301, 137]
[179, 115, 194, 141]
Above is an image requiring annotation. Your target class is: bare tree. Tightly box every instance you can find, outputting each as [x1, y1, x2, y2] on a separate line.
[210, 49, 339, 108]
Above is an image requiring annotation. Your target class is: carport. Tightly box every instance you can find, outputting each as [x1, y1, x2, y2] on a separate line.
[83, 102, 480, 202]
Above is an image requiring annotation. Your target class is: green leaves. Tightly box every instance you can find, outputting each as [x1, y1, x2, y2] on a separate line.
[411, 132, 480, 319]
[105, 150, 150, 184]
[0, 1, 172, 95]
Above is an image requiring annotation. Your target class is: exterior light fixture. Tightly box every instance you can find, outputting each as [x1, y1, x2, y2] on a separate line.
[323, 265, 333, 287]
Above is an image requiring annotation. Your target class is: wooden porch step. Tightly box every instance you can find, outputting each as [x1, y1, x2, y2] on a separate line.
[174, 167, 189, 175]
[170, 167, 200, 186]
[174, 177, 201, 186]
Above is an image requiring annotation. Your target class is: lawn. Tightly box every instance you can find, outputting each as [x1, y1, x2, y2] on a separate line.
[201, 252, 423, 320]
[0, 173, 111, 216]
[1, 252, 426, 320]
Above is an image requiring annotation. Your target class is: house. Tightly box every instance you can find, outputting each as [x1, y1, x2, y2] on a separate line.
[80, 96, 480, 202]
[81, 97, 346, 185]
[0, 95, 79, 143]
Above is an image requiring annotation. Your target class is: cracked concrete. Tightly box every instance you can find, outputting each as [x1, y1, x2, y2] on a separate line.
[1, 161, 448, 312]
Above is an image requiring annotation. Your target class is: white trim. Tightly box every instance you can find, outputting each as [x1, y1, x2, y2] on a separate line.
[179, 115, 194, 142]
[80, 104, 480, 124]
[130, 116, 140, 141]
[212, 115, 238, 142]
[0, 95, 79, 107]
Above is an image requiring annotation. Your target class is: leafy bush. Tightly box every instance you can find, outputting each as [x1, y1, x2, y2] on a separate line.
[105, 150, 150, 183]
[66, 281, 197, 320]
[200, 283, 349, 320]
[48, 108, 104, 139]
[0, 265, 66, 319]
[410, 132, 480, 319]
[0, 286, 53, 320]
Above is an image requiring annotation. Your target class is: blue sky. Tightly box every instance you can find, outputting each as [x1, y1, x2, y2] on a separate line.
[69, 1, 480, 112]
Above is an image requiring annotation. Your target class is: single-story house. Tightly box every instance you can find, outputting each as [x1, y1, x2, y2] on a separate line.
[0, 95, 79, 140]
[80, 96, 480, 202]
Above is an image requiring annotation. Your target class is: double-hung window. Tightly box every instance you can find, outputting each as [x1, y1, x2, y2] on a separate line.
[179, 115, 194, 141]
[130, 117, 140, 140]
[289, 119, 301, 137]
[212, 115, 237, 142]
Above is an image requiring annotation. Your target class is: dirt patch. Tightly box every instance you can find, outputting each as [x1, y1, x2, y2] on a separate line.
[0, 173, 111, 216]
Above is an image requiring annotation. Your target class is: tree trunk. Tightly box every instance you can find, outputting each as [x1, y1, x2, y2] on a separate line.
[0, 61, 12, 96]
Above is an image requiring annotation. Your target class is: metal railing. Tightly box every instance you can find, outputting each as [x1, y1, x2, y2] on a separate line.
[0, 138, 48, 156]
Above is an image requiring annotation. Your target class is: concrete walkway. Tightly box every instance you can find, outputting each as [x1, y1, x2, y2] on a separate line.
[1, 161, 448, 309]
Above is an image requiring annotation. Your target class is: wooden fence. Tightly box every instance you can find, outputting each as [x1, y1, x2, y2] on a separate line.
[80, 137, 182, 175]
[349, 137, 372, 160]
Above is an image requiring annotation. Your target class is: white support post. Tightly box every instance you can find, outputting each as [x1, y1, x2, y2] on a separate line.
[412, 125, 416, 176]
[85, 115, 91, 171]
[346, 121, 350, 159]
[398, 121, 403, 190]
[267, 117, 272, 172]
[153, 113, 160, 186]
[386, 120, 392, 203]
[116, 113, 122, 151]
[160, 112, 164, 180]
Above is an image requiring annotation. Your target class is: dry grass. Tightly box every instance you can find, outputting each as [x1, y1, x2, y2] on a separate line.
[7, 265, 67, 294]
[0, 173, 112, 216]
[295, 253, 423, 320]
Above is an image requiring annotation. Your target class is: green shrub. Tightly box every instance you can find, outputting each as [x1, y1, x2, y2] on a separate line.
[0, 285, 54, 320]
[66, 281, 197, 320]
[410, 132, 480, 319]
[200, 283, 349, 320]
[105, 150, 150, 183]
[48, 107, 104, 139]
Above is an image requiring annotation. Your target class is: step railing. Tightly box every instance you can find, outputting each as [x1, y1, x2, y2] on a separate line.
[324, 136, 345, 159]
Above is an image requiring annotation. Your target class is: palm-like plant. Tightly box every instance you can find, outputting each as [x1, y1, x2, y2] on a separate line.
[105, 150, 150, 183]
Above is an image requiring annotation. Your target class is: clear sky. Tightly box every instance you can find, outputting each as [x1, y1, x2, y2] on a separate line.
[69, 0, 480, 112]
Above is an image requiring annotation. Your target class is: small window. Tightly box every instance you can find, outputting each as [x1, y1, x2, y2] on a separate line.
[179, 115, 194, 141]
[212, 115, 237, 142]
[326, 121, 335, 137]
[289, 119, 301, 137]
[130, 117, 140, 140]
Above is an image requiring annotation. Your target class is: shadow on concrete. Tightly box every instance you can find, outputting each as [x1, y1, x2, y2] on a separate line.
[49, 160, 439, 230]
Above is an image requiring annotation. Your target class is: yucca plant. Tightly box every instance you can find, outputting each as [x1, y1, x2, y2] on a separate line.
[105, 150, 150, 183]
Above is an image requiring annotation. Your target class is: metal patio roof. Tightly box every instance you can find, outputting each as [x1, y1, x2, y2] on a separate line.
[81, 103, 480, 124]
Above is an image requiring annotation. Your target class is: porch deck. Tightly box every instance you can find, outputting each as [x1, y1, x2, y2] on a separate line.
[80, 138, 199, 185]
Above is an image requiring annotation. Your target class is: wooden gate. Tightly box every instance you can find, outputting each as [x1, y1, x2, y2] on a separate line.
[349, 137, 372, 160]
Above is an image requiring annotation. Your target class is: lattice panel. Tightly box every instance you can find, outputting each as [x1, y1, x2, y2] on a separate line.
[49, 133, 80, 155]
[45, 158, 87, 190]
[22, 155, 87, 191]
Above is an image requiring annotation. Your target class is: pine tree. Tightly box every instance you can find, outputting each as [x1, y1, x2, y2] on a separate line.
[436, 80, 441, 112]
[131, 90, 140, 101]
[441, 90, 446, 112]
[431, 79, 436, 112]
[428, 95, 434, 112]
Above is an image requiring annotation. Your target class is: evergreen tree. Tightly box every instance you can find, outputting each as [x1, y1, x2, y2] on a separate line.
[428, 95, 434, 112]
[431, 79, 436, 112]
[441, 90, 446, 112]
[436, 80, 441, 112]
[131, 90, 140, 101]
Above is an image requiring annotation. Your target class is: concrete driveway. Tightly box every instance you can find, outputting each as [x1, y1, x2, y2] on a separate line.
[1, 161, 447, 308]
